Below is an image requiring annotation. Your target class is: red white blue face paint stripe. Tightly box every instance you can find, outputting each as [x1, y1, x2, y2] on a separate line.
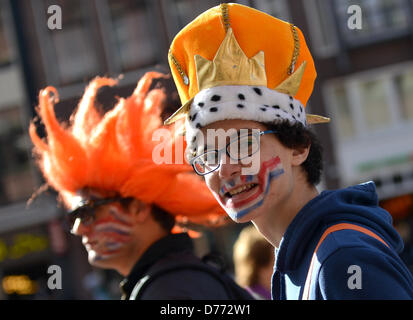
[88, 205, 134, 261]
[215, 156, 284, 221]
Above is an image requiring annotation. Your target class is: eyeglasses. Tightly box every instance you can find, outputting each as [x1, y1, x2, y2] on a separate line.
[66, 196, 132, 231]
[190, 130, 276, 176]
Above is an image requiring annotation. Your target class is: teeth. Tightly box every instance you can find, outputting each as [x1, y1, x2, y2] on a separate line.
[229, 183, 256, 196]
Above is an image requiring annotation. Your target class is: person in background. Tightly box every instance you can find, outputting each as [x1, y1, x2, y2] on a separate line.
[233, 224, 273, 299]
[29, 71, 253, 300]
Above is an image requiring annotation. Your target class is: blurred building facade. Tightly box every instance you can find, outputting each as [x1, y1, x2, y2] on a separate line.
[303, 0, 413, 273]
[0, 0, 412, 299]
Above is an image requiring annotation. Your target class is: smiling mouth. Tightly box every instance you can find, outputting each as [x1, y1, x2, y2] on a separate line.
[225, 183, 259, 198]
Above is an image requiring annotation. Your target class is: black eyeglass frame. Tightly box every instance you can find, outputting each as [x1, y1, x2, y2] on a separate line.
[190, 130, 277, 176]
[66, 196, 133, 230]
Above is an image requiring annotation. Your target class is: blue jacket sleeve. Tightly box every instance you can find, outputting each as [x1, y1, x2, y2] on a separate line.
[317, 246, 413, 299]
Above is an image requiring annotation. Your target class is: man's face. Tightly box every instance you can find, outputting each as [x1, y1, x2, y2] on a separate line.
[70, 191, 139, 270]
[196, 119, 297, 223]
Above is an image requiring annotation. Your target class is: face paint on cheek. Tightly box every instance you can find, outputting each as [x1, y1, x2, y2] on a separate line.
[90, 239, 125, 261]
[215, 156, 284, 221]
[108, 205, 134, 224]
[87, 206, 135, 260]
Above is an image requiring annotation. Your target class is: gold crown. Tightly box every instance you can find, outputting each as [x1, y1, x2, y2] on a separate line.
[195, 28, 266, 90]
[195, 27, 308, 95]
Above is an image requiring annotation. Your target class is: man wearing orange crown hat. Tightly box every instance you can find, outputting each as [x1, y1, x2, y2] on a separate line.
[29, 71, 253, 300]
[165, 3, 413, 299]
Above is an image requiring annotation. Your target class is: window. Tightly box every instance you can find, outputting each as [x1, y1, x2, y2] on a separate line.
[107, 0, 159, 71]
[50, 0, 100, 84]
[170, 0, 221, 29]
[326, 64, 413, 143]
[359, 79, 392, 130]
[0, 0, 13, 65]
[334, 0, 411, 45]
[167, 0, 289, 29]
[303, 0, 339, 57]
[250, 0, 290, 22]
[396, 71, 413, 120]
[0, 106, 36, 205]
[325, 65, 413, 188]
[332, 85, 355, 138]
[163, 0, 290, 49]
[33, 0, 102, 85]
[305, 0, 412, 55]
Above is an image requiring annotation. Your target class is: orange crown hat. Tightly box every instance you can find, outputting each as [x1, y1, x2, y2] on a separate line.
[29, 72, 227, 227]
[164, 3, 330, 151]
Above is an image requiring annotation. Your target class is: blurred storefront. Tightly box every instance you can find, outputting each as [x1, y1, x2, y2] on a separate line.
[0, 0, 62, 299]
[303, 0, 413, 270]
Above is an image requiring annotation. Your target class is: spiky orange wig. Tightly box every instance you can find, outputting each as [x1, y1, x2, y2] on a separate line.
[29, 72, 226, 226]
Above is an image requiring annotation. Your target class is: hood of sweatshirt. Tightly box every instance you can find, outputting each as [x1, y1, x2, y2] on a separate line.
[275, 181, 403, 274]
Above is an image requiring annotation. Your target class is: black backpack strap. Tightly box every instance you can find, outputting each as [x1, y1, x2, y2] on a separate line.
[130, 257, 254, 300]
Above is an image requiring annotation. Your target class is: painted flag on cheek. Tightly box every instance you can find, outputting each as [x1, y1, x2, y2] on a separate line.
[218, 156, 284, 221]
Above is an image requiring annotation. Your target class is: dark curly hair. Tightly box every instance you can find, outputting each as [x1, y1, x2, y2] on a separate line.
[150, 204, 176, 232]
[264, 120, 323, 186]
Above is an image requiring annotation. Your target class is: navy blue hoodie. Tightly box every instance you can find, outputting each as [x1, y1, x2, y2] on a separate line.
[272, 181, 413, 300]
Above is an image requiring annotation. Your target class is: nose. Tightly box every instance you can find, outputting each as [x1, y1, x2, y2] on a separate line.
[218, 152, 241, 179]
[71, 217, 92, 236]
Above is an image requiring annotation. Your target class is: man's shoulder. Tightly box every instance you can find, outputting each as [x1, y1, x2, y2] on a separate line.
[149, 250, 207, 271]
[130, 251, 233, 300]
[138, 263, 231, 300]
[316, 244, 413, 299]
[314, 224, 391, 264]
[304, 225, 413, 299]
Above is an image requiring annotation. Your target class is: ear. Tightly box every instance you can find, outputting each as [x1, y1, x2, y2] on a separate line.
[291, 144, 311, 167]
[129, 199, 151, 224]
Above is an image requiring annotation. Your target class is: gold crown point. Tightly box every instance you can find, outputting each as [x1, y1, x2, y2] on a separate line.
[195, 28, 267, 91]
[306, 114, 331, 124]
[274, 61, 307, 96]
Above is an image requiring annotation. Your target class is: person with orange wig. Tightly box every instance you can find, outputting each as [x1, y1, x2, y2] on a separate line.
[29, 71, 252, 300]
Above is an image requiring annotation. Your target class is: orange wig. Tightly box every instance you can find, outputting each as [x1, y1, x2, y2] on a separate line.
[29, 72, 226, 226]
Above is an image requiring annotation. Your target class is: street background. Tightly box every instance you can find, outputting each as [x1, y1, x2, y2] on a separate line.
[0, 0, 412, 299]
